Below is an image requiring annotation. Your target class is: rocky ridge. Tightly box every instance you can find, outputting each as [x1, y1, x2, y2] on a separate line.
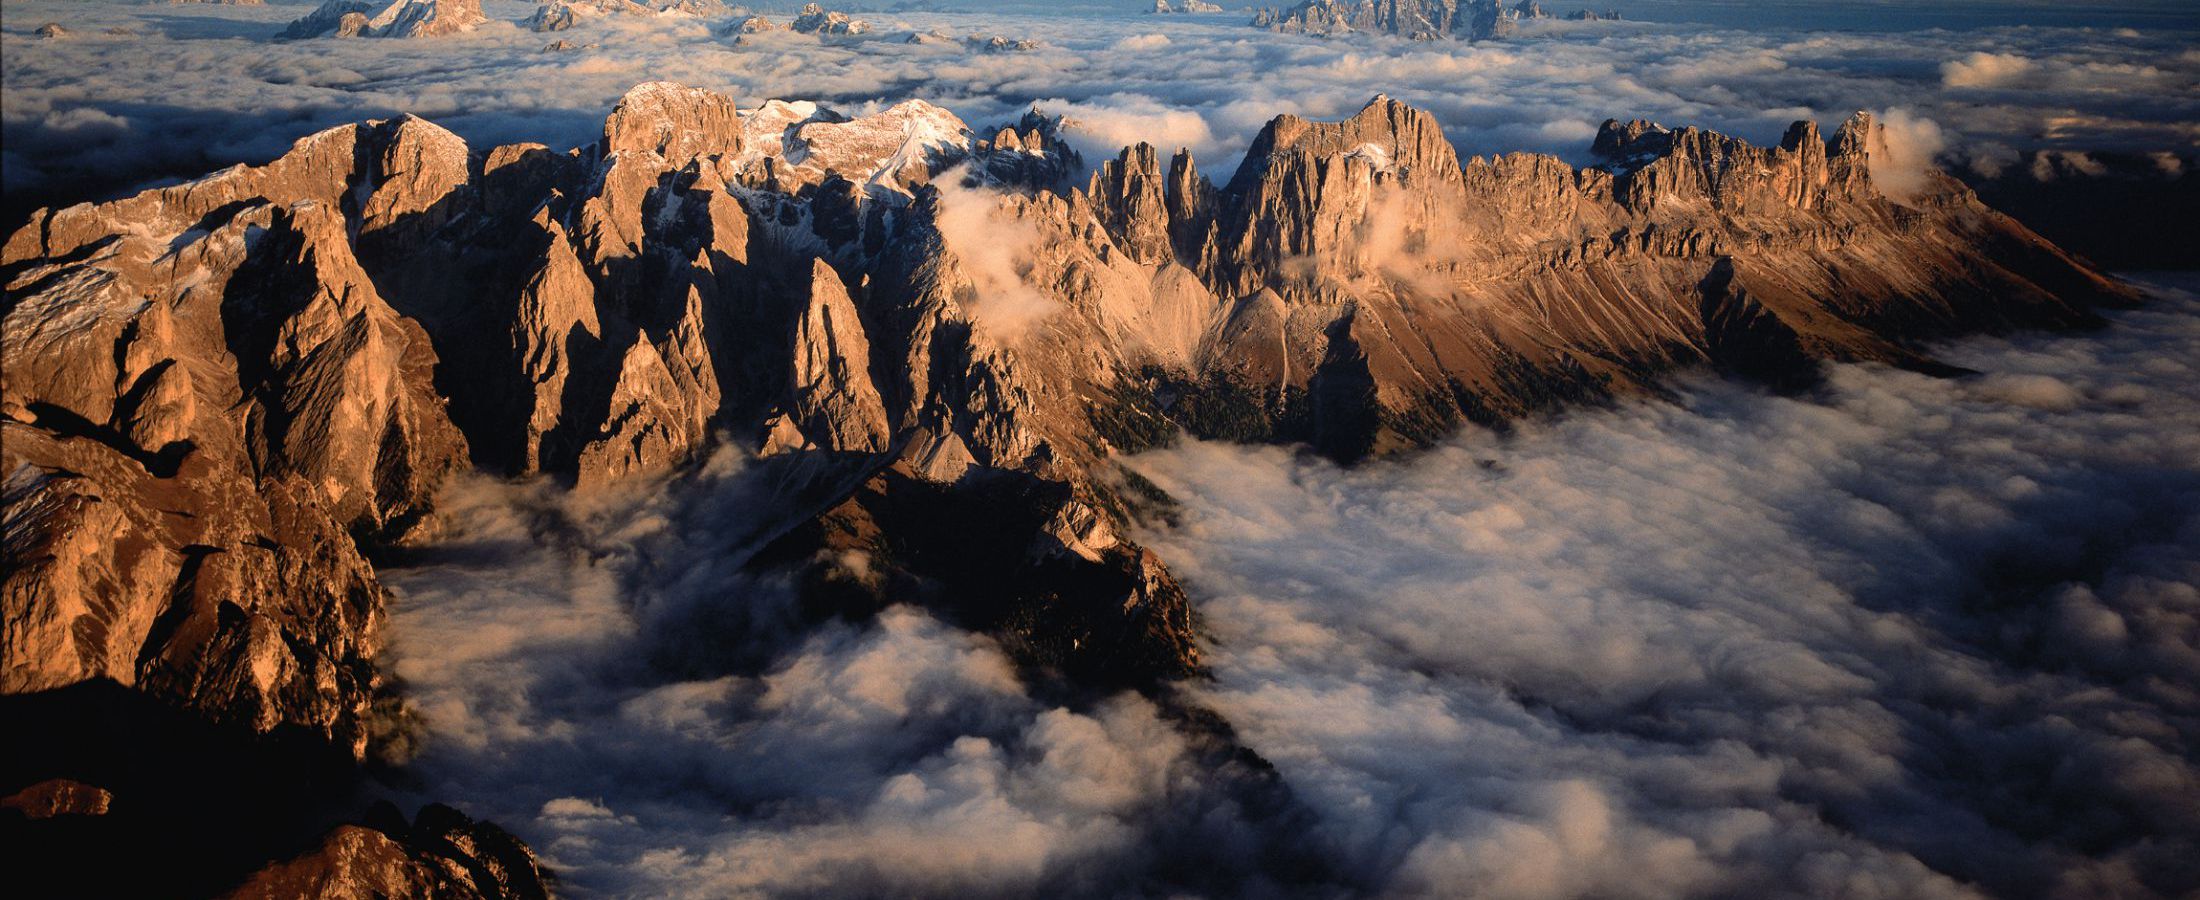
[791, 2, 868, 34]
[525, 0, 727, 33]
[281, 0, 487, 39]
[2, 82, 2130, 895]
[1253, 0, 1619, 40]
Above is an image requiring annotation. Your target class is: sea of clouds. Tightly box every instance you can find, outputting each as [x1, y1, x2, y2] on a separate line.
[2, 0, 2195, 213]
[1135, 275, 2200, 899]
[379, 275, 2200, 898]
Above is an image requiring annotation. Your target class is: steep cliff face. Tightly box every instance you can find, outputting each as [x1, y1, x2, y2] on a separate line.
[3, 84, 2132, 746]
[2, 118, 473, 751]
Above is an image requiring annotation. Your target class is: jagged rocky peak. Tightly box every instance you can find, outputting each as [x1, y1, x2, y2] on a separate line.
[222, 803, 549, 900]
[729, 13, 778, 34]
[905, 30, 1043, 53]
[281, 0, 486, 39]
[527, 0, 729, 33]
[1589, 112, 1879, 214]
[1151, 0, 1224, 12]
[976, 108, 1083, 189]
[601, 80, 745, 163]
[1089, 144, 1176, 266]
[1196, 95, 1468, 293]
[1253, 0, 1612, 40]
[791, 2, 868, 34]
[788, 259, 893, 453]
[1244, 94, 1463, 184]
[1074, 95, 2122, 463]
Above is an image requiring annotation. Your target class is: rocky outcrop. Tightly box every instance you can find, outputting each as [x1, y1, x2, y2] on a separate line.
[729, 13, 777, 34]
[1211, 94, 1465, 295]
[1, 779, 114, 818]
[790, 3, 867, 35]
[1089, 144, 1175, 266]
[281, 0, 485, 39]
[903, 30, 1043, 52]
[788, 260, 892, 453]
[1252, 0, 1607, 40]
[223, 804, 549, 900]
[1, 678, 547, 899]
[525, 0, 727, 32]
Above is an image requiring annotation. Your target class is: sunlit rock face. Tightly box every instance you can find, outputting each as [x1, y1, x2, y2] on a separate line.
[790, 2, 867, 35]
[280, 0, 487, 39]
[2, 81, 2126, 755]
[1252, 0, 1597, 41]
[524, 0, 728, 32]
[221, 804, 550, 900]
[2, 116, 473, 754]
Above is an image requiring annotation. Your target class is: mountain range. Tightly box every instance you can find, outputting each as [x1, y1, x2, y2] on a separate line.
[0, 81, 2131, 896]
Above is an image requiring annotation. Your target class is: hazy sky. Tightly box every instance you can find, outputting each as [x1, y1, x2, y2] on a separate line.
[3, 0, 2195, 217]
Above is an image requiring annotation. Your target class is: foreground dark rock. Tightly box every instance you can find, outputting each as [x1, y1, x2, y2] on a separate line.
[1, 81, 2130, 895]
[224, 803, 550, 900]
[0, 680, 544, 898]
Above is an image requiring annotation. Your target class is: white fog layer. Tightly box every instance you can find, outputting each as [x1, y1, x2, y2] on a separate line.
[379, 276, 2200, 898]
[1135, 275, 2200, 899]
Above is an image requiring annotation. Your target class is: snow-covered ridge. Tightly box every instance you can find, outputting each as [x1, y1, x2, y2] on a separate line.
[601, 82, 1073, 198]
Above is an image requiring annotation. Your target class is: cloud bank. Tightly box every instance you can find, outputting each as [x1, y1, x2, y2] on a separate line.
[1131, 275, 2200, 899]
[4, 0, 2195, 220]
[378, 450, 1324, 899]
